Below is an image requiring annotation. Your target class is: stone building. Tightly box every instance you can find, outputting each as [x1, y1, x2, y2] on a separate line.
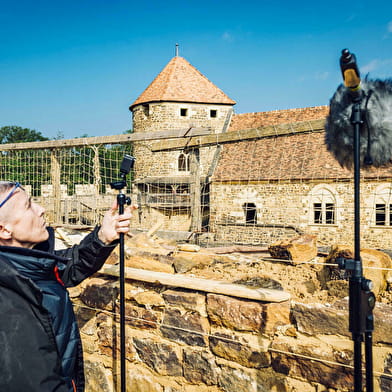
[129, 54, 392, 249]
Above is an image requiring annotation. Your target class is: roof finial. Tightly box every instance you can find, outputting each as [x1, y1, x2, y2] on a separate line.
[175, 43, 179, 57]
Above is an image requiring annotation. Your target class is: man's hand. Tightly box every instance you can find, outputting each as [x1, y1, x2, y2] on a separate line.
[97, 199, 136, 245]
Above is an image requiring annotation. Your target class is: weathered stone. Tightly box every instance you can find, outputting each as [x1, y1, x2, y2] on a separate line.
[127, 373, 163, 392]
[160, 308, 209, 347]
[381, 353, 392, 392]
[210, 331, 270, 369]
[330, 299, 392, 344]
[123, 303, 160, 329]
[292, 302, 349, 337]
[74, 304, 96, 329]
[162, 289, 207, 316]
[207, 294, 290, 334]
[125, 253, 175, 273]
[207, 294, 263, 332]
[218, 365, 257, 392]
[172, 256, 199, 273]
[271, 336, 353, 390]
[183, 349, 219, 385]
[96, 313, 137, 360]
[268, 234, 317, 263]
[84, 357, 113, 392]
[80, 277, 118, 310]
[134, 290, 165, 307]
[133, 338, 183, 377]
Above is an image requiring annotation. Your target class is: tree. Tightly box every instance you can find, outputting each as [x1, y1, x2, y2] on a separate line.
[0, 126, 48, 143]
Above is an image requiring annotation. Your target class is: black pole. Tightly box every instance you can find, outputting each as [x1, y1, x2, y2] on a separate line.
[118, 192, 127, 392]
[337, 49, 375, 392]
[110, 154, 135, 392]
[351, 98, 364, 392]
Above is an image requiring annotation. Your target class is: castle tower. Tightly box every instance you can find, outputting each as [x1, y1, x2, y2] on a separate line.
[129, 54, 235, 231]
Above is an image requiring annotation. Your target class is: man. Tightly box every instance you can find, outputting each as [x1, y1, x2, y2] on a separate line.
[0, 181, 133, 391]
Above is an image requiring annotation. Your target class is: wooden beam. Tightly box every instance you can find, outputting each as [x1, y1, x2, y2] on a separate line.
[0, 127, 212, 151]
[151, 119, 326, 152]
[101, 265, 291, 303]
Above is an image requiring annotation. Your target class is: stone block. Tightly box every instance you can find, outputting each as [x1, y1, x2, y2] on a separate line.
[292, 302, 349, 337]
[134, 290, 165, 307]
[207, 294, 290, 334]
[160, 308, 209, 347]
[210, 331, 270, 369]
[183, 349, 219, 385]
[133, 338, 183, 377]
[162, 289, 207, 316]
[268, 234, 317, 263]
[96, 313, 137, 360]
[271, 336, 353, 390]
[218, 365, 258, 392]
[79, 278, 118, 311]
[123, 303, 160, 330]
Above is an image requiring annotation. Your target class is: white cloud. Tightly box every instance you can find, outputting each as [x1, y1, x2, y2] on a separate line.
[361, 59, 379, 74]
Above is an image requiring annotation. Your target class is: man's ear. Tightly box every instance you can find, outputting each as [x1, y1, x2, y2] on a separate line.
[0, 223, 12, 241]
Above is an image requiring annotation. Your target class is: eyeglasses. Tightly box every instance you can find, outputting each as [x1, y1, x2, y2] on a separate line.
[0, 182, 25, 208]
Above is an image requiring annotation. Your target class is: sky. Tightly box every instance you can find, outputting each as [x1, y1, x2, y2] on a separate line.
[1, 0, 391, 140]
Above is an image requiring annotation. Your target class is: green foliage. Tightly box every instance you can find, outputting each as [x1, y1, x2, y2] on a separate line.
[0, 126, 49, 143]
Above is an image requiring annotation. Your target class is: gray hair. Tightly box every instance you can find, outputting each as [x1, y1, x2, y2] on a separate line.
[0, 181, 17, 194]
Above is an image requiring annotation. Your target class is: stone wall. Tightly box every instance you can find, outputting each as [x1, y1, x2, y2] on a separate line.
[71, 275, 392, 392]
[210, 181, 392, 249]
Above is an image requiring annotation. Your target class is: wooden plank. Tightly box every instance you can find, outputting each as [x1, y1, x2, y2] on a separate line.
[151, 119, 326, 152]
[101, 265, 291, 303]
[0, 127, 212, 151]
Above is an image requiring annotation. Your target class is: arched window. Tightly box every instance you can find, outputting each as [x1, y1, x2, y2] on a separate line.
[373, 185, 392, 226]
[243, 202, 257, 224]
[309, 186, 337, 225]
[178, 152, 190, 172]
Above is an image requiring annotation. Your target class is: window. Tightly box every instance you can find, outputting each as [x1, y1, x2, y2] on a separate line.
[210, 109, 217, 118]
[142, 104, 149, 117]
[243, 202, 257, 224]
[178, 152, 190, 172]
[309, 186, 337, 225]
[180, 108, 188, 117]
[373, 185, 392, 226]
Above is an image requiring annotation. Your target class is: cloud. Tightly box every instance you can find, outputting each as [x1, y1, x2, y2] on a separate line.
[361, 58, 392, 77]
[221, 31, 233, 42]
[361, 59, 379, 74]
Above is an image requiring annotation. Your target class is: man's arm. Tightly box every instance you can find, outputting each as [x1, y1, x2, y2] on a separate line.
[55, 200, 133, 287]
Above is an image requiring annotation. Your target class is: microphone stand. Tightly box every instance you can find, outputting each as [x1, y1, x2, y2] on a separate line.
[337, 80, 376, 392]
[110, 154, 135, 392]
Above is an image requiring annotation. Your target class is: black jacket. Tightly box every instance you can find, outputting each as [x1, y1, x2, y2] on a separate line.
[0, 227, 117, 392]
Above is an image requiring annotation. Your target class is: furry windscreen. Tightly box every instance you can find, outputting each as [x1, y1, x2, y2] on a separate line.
[325, 79, 392, 169]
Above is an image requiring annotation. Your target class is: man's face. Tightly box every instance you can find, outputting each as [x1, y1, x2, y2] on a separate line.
[0, 187, 49, 248]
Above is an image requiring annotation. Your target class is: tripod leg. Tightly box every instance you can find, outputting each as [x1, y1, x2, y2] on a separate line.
[365, 332, 374, 392]
[353, 334, 363, 391]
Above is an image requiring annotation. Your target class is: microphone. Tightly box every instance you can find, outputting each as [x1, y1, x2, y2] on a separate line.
[340, 49, 362, 101]
[325, 49, 392, 169]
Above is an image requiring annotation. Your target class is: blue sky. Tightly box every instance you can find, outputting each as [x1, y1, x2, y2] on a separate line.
[1, 0, 391, 139]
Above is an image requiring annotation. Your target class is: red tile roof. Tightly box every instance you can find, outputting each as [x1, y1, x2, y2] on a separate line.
[130, 56, 236, 110]
[214, 107, 392, 181]
[228, 106, 330, 132]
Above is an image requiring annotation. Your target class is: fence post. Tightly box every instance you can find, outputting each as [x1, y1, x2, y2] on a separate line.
[50, 148, 61, 224]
